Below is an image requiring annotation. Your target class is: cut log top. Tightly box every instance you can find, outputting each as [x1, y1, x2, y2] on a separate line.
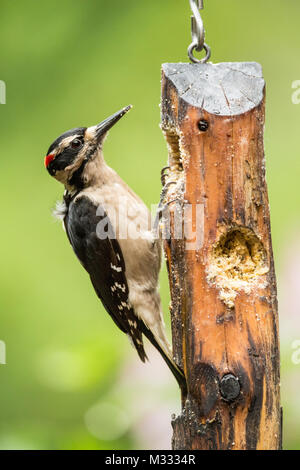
[162, 62, 265, 116]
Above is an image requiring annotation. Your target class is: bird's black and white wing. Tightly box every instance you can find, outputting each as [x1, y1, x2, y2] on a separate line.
[64, 195, 147, 361]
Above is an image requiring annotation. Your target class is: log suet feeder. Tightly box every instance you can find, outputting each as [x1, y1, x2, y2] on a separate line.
[160, 60, 281, 450]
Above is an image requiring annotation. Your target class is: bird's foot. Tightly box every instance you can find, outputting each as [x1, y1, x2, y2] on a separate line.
[152, 180, 177, 240]
[161, 166, 170, 187]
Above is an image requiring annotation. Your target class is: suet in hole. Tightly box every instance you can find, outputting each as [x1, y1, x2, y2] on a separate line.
[164, 130, 183, 175]
[160, 127, 186, 203]
[207, 227, 269, 308]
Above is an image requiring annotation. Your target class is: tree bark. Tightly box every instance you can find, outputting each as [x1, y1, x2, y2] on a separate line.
[160, 62, 281, 450]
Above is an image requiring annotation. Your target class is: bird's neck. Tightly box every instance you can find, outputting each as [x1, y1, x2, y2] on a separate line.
[64, 149, 109, 194]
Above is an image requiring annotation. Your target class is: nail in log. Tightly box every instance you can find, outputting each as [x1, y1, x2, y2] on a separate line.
[160, 62, 281, 450]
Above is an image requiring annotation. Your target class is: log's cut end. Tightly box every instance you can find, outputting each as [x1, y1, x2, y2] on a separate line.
[161, 62, 281, 450]
[162, 62, 265, 120]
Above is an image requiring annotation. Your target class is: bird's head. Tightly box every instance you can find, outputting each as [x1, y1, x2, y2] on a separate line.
[44, 105, 132, 189]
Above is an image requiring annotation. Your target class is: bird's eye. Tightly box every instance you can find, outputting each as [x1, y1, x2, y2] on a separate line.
[71, 138, 82, 149]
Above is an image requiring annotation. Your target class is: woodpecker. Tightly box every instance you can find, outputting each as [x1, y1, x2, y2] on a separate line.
[45, 106, 186, 390]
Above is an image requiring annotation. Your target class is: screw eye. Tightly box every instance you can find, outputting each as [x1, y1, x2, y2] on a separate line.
[71, 138, 82, 149]
[198, 120, 209, 132]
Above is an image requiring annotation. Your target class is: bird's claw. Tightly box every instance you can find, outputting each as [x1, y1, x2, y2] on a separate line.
[152, 180, 177, 240]
[161, 166, 170, 187]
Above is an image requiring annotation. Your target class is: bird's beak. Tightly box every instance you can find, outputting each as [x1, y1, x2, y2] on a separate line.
[95, 105, 132, 141]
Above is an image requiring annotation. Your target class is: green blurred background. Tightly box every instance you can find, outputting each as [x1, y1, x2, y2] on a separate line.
[0, 0, 299, 450]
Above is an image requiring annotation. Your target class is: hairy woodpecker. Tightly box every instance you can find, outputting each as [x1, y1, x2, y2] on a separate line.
[45, 106, 186, 389]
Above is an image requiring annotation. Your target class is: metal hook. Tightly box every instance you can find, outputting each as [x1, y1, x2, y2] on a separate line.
[188, 0, 211, 64]
[190, 0, 205, 51]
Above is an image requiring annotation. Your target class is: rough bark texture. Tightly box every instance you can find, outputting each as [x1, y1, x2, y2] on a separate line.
[161, 62, 281, 450]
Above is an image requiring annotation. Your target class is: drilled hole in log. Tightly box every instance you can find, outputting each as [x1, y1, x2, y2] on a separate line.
[162, 129, 184, 195]
[207, 227, 269, 308]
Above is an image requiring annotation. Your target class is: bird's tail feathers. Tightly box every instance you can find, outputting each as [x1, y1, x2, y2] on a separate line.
[140, 321, 187, 392]
[127, 333, 148, 363]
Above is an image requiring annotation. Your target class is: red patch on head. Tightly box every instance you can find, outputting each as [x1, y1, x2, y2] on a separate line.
[44, 154, 55, 168]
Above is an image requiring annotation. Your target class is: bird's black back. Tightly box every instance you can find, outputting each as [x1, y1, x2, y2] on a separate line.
[64, 194, 147, 362]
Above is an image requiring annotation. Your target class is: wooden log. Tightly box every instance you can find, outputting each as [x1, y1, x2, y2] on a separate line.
[160, 62, 281, 450]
